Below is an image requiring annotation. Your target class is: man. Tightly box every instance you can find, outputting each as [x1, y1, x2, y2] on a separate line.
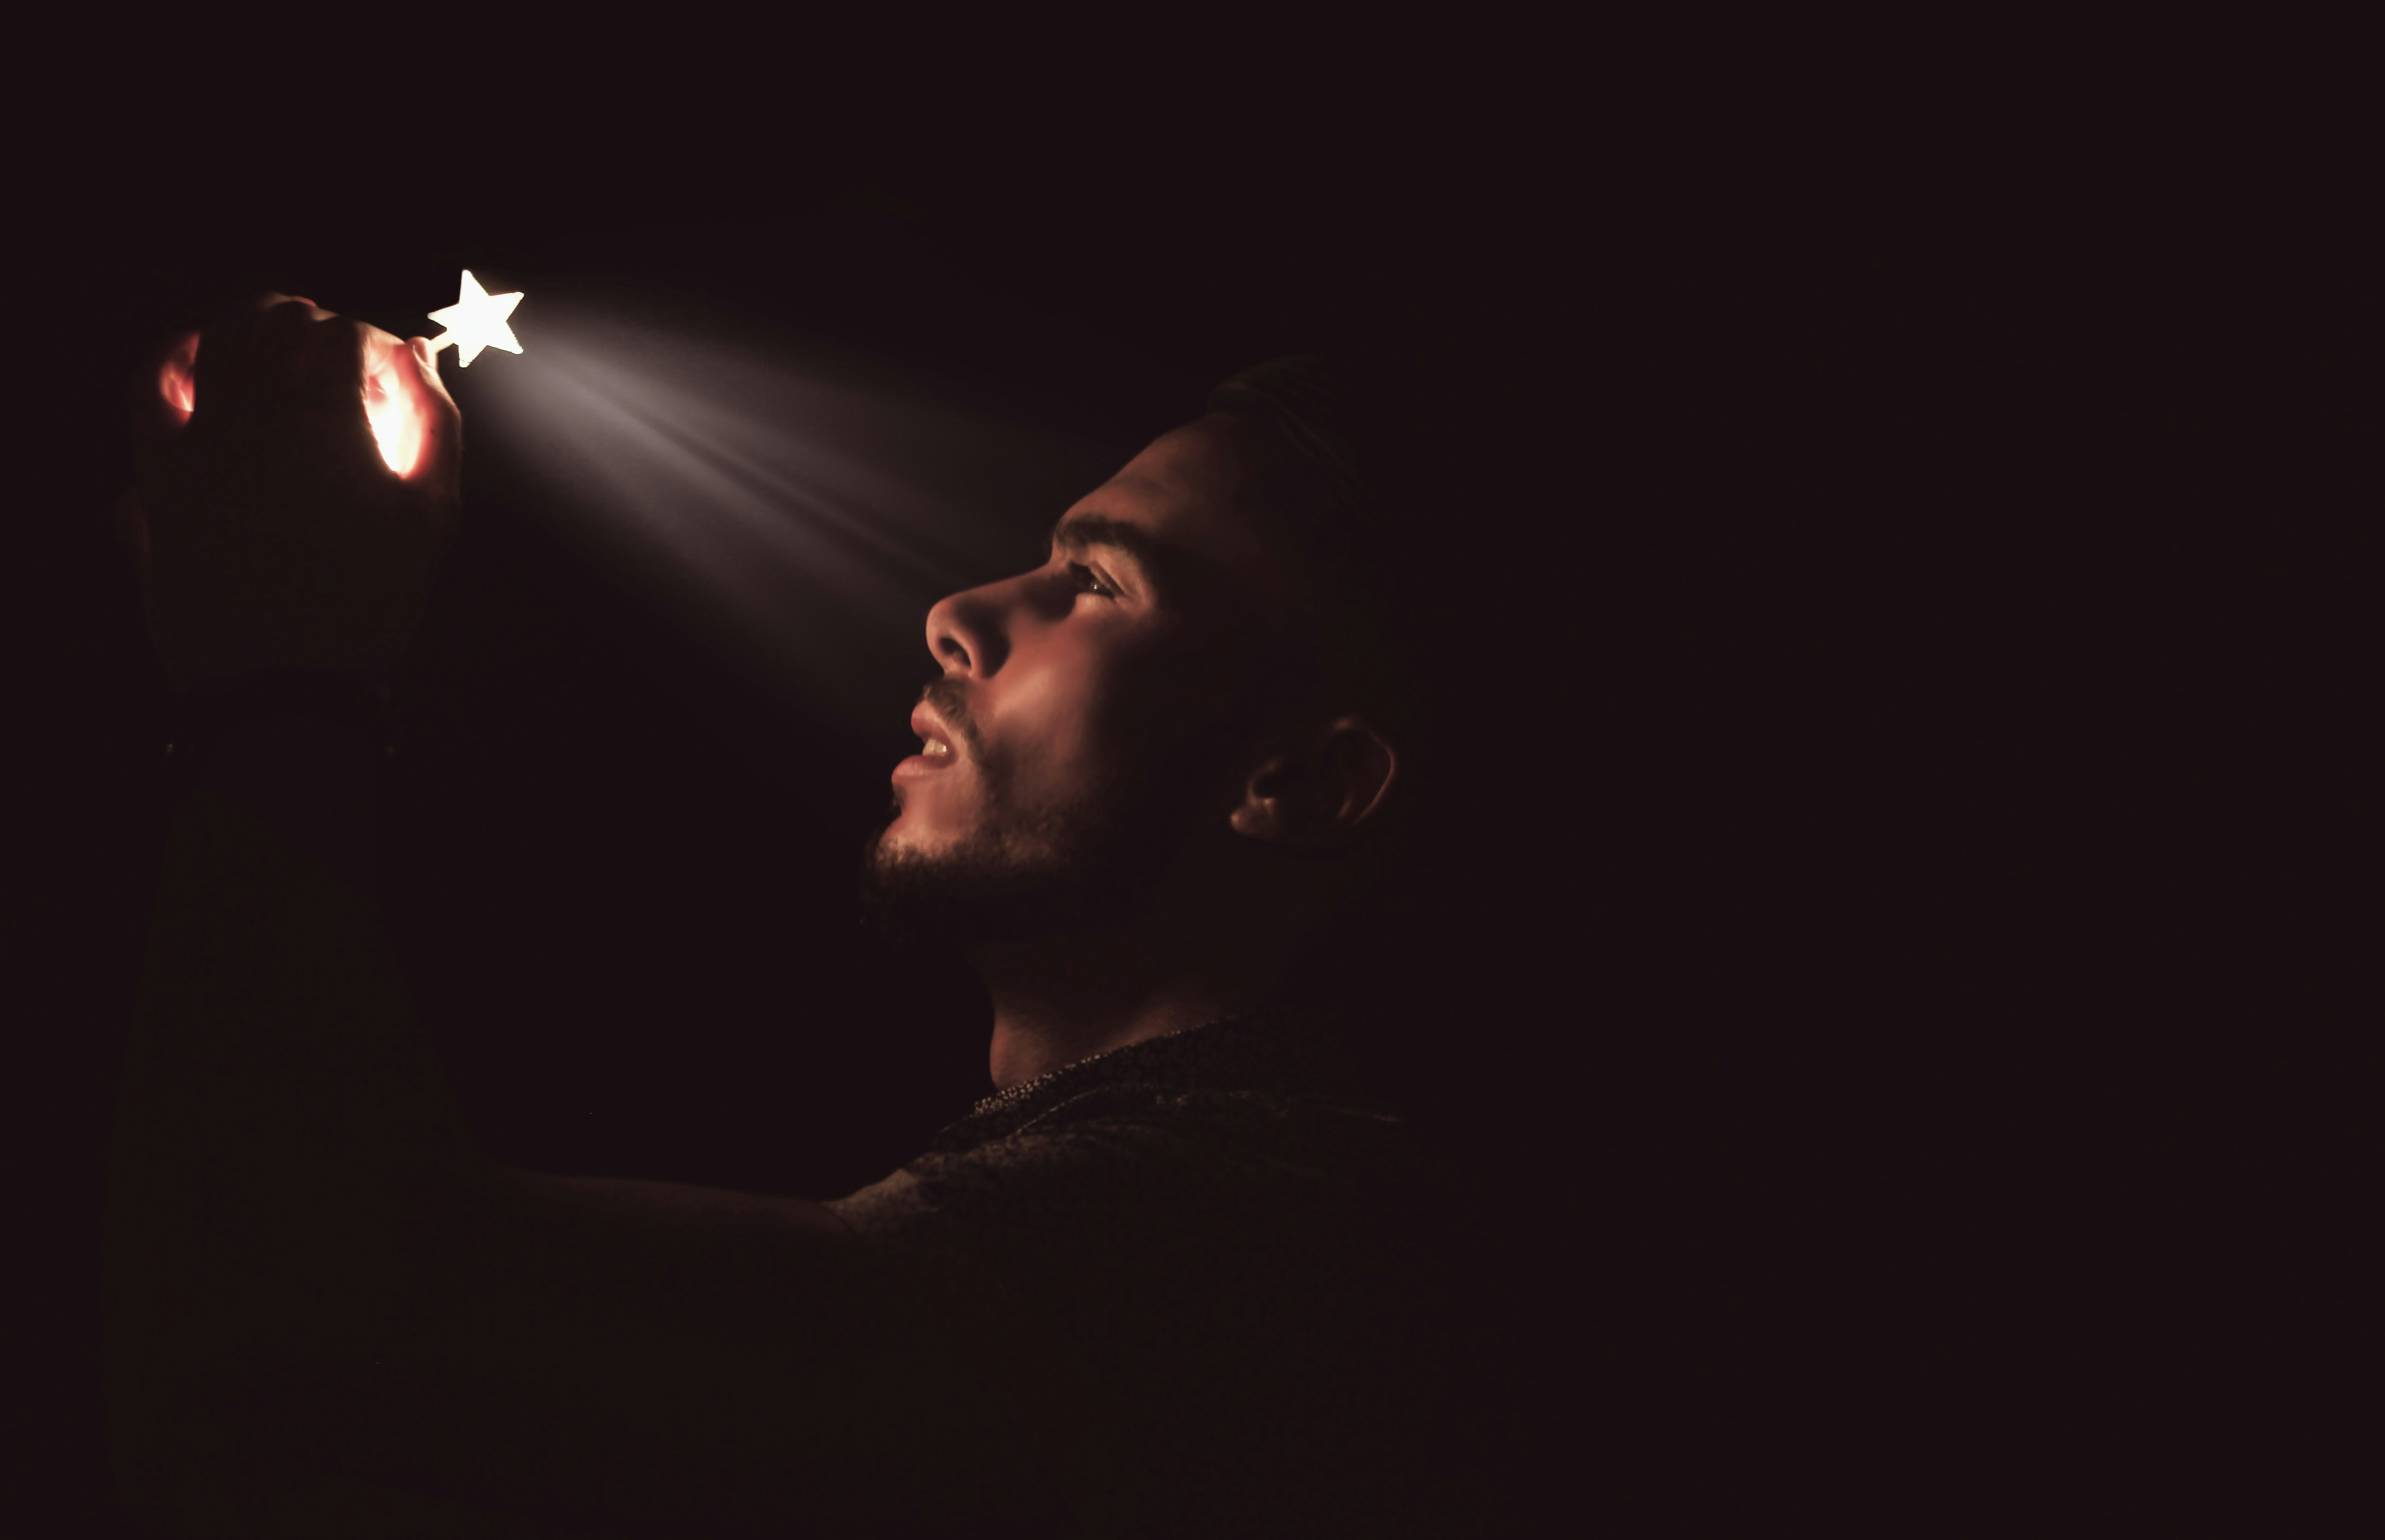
[106, 294, 1487, 1536]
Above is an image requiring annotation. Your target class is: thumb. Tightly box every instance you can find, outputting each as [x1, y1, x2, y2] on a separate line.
[392, 334, 462, 500]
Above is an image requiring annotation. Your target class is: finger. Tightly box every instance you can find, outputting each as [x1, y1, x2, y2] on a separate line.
[191, 293, 287, 412]
[193, 292, 325, 412]
[246, 297, 359, 408]
[403, 334, 459, 419]
[290, 313, 368, 410]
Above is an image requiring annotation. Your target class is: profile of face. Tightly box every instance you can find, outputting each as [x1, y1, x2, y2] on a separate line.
[861, 412, 1313, 946]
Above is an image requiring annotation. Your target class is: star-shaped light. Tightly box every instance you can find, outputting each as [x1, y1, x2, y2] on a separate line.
[425, 270, 524, 367]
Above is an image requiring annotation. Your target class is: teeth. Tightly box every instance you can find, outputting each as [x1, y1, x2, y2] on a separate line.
[922, 739, 951, 758]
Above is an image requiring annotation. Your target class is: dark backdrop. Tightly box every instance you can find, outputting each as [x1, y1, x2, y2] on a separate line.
[12, 86, 2368, 1534]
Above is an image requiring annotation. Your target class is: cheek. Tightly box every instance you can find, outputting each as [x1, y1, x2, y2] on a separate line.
[997, 664, 1115, 778]
[975, 619, 1233, 802]
[1018, 654, 1241, 805]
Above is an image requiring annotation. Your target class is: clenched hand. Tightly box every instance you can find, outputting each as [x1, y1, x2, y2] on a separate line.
[120, 293, 462, 695]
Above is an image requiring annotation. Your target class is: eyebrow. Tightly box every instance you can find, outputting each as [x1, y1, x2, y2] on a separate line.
[1047, 512, 1211, 600]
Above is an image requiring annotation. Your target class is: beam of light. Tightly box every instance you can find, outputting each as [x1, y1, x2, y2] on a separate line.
[426, 270, 525, 366]
[453, 293, 1109, 728]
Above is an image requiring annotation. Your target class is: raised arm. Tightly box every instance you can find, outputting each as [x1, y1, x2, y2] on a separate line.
[104, 296, 1032, 1536]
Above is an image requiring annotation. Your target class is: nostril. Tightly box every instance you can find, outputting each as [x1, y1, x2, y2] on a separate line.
[927, 583, 1008, 678]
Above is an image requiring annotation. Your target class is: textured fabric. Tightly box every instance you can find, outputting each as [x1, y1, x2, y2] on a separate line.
[827, 1011, 1469, 1537]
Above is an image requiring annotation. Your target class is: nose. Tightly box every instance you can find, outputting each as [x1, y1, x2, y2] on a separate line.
[924, 577, 1011, 678]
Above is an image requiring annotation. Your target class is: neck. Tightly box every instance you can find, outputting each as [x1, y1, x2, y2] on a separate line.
[971, 921, 1292, 1090]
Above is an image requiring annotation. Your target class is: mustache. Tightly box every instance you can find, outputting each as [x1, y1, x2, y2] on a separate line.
[919, 678, 984, 757]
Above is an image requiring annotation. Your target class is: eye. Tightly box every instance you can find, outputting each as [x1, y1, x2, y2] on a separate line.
[1065, 561, 1117, 599]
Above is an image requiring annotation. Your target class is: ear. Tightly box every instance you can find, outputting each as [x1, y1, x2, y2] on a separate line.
[1228, 715, 1401, 852]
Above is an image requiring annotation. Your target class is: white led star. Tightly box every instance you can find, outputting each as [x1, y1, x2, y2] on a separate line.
[425, 270, 524, 367]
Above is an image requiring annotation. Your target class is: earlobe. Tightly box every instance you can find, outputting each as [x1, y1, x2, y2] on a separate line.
[1228, 753, 1299, 841]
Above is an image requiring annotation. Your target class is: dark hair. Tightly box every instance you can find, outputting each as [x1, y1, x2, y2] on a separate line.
[1204, 355, 1450, 764]
[1203, 355, 1477, 1047]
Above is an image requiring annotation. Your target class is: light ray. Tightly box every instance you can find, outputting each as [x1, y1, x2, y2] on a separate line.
[455, 296, 1110, 726]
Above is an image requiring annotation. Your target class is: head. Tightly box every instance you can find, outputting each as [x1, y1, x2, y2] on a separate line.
[861, 356, 1441, 994]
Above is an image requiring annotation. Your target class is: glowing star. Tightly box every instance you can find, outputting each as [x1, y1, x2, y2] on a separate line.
[425, 269, 524, 367]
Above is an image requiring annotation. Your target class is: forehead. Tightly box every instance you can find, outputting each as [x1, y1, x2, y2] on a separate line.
[1058, 414, 1301, 613]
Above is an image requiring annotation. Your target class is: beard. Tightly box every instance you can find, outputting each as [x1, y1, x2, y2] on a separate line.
[858, 727, 1228, 955]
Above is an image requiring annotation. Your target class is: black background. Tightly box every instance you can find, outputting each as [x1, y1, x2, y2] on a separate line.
[12, 54, 2372, 1535]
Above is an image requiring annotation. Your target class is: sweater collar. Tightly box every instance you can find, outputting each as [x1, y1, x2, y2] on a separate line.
[926, 1008, 1369, 1155]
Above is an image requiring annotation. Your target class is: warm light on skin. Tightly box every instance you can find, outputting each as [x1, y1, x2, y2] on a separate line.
[155, 328, 425, 475]
[363, 346, 426, 475]
[882, 416, 1293, 864]
[157, 333, 197, 423]
[426, 269, 525, 367]
[160, 366, 193, 417]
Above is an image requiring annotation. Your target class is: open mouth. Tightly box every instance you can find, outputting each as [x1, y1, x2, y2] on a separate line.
[903, 701, 961, 770]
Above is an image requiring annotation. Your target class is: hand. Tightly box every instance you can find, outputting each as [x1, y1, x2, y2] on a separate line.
[120, 293, 462, 696]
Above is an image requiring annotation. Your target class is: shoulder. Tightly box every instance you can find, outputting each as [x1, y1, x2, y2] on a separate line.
[824, 1083, 1480, 1534]
[830, 1083, 1434, 1236]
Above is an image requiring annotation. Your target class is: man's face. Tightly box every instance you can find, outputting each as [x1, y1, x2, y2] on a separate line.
[862, 413, 1301, 940]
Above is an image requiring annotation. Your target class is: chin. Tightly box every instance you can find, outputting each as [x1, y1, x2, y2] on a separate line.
[872, 813, 955, 868]
[857, 831, 979, 952]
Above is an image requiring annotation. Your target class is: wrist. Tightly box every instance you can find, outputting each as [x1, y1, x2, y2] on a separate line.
[168, 672, 397, 748]
[167, 675, 395, 892]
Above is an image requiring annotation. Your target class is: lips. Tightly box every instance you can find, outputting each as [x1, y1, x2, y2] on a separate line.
[906, 701, 960, 768]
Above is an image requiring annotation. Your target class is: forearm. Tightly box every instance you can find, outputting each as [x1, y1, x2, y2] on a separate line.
[103, 728, 956, 1535]
[106, 718, 488, 1527]
[120, 714, 480, 1174]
